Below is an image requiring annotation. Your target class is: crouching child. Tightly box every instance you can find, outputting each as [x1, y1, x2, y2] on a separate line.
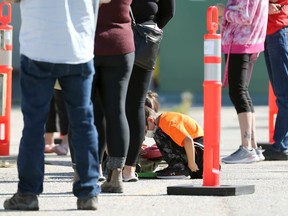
[145, 106, 204, 179]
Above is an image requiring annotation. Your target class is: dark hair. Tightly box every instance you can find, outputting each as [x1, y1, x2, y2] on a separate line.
[145, 91, 159, 112]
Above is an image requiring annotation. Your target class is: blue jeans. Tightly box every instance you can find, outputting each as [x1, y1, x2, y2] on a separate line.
[264, 28, 288, 151]
[17, 55, 100, 199]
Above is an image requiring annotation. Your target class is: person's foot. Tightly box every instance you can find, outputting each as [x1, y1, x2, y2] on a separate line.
[77, 196, 98, 210]
[122, 166, 138, 182]
[221, 146, 259, 164]
[53, 144, 68, 155]
[155, 163, 190, 179]
[101, 168, 123, 193]
[122, 172, 138, 182]
[4, 192, 39, 211]
[255, 147, 265, 161]
[44, 143, 56, 153]
[263, 147, 288, 160]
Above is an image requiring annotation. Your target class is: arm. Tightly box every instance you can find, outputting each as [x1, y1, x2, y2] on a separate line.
[156, 0, 175, 29]
[183, 136, 199, 172]
[223, 0, 261, 25]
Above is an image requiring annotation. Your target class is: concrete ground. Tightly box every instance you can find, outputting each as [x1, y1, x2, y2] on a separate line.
[0, 105, 288, 216]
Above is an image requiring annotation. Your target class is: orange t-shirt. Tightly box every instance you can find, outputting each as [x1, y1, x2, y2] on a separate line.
[158, 112, 204, 147]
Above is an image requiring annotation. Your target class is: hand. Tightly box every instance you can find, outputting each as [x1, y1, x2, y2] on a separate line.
[216, 3, 225, 17]
[269, 3, 282, 14]
[188, 162, 199, 172]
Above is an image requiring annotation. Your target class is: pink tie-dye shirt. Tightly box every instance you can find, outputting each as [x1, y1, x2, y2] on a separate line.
[220, 0, 268, 86]
[221, 0, 268, 54]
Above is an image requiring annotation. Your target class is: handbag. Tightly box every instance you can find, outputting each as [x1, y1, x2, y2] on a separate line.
[130, 8, 163, 70]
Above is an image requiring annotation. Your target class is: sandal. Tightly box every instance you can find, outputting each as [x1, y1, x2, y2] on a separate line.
[122, 172, 138, 182]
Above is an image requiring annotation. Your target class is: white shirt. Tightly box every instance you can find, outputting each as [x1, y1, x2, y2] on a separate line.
[19, 0, 98, 64]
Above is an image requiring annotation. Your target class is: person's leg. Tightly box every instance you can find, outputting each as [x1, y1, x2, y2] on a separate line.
[91, 63, 107, 181]
[153, 128, 193, 179]
[264, 29, 288, 154]
[97, 53, 134, 193]
[53, 89, 69, 155]
[17, 55, 56, 195]
[222, 54, 258, 163]
[44, 95, 57, 153]
[59, 60, 100, 199]
[124, 65, 153, 179]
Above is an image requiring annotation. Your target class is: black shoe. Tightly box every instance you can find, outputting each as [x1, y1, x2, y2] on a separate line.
[77, 196, 98, 210]
[263, 147, 288, 160]
[3, 192, 39, 211]
[156, 164, 190, 179]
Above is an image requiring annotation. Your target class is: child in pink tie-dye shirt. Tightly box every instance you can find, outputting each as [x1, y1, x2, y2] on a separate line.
[216, 1, 268, 164]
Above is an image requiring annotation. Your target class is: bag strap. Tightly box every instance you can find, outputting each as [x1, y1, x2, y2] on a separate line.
[129, 7, 136, 26]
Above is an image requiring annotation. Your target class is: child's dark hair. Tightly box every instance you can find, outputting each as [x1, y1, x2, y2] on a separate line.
[145, 91, 159, 112]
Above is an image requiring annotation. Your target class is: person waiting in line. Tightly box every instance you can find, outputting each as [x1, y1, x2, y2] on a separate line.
[91, 0, 135, 193]
[263, 0, 288, 160]
[123, 0, 176, 182]
[216, 0, 267, 164]
[144, 99, 204, 179]
[3, 0, 101, 211]
[44, 86, 69, 156]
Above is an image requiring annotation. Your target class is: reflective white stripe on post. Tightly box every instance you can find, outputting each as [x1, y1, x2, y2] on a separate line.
[204, 63, 221, 81]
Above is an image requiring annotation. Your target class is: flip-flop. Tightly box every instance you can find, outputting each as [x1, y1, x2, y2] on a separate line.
[122, 173, 139, 182]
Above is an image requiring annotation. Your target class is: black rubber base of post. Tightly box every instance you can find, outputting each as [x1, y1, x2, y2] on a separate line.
[167, 184, 255, 196]
[257, 143, 273, 150]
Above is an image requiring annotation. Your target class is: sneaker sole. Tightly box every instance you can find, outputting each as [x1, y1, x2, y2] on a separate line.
[221, 156, 259, 164]
[4, 202, 39, 211]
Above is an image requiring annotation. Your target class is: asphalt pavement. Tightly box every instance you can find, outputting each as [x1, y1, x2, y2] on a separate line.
[1, 105, 288, 216]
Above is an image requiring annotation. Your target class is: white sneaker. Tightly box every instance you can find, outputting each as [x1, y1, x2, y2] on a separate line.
[255, 147, 265, 161]
[221, 146, 259, 164]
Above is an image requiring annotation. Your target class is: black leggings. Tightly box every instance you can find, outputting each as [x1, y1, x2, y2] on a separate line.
[125, 65, 153, 166]
[226, 54, 254, 114]
[92, 53, 134, 160]
[45, 89, 69, 135]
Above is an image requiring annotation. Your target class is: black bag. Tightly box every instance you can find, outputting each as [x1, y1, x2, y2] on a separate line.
[130, 8, 163, 70]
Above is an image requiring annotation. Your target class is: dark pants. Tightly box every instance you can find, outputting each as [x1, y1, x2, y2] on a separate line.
[45, 89, 69, 135]
[226, 54, 254, 114]
[125, 64, 153, 166]
[153, 128, 204, 178]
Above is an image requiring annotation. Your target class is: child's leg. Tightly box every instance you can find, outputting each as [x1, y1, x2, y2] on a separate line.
[153, 128, 187, 166]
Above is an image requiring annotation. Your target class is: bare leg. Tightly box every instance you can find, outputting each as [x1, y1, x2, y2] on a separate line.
[237, 112, 253, 150]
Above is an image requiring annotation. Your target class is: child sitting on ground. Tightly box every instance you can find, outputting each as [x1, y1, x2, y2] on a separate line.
[144, 94, 204, 179]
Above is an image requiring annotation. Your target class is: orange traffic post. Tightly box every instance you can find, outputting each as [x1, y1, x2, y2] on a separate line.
[167, 6, 254, 196]
[0, 2, 13, 156]
[202, 5, 221, 187]
[268, 82, 276, 144]
[258, 82, 277, 148]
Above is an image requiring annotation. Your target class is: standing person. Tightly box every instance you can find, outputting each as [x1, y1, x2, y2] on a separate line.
[216, 1, 267, 164]
[92, 0, 135, 193]
[123, 0, 175, 182]
[3, 0, 100, 211]
[144, 105, 204, 179]
[44, 88, 69, 156]
[263, 0, 288, 160]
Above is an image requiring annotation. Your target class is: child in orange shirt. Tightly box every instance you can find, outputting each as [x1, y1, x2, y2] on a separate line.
[145, 105, 204, 179]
